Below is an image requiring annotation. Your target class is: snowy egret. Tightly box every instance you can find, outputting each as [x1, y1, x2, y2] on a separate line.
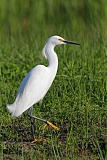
[7, 35, 80, 143]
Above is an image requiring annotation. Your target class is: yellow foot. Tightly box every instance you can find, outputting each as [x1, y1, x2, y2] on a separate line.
[46, 121, 59, 131]
[31, 138, 47, 144]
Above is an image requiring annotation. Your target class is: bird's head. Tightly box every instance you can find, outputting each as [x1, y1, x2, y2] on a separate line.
[47, 35, 80, 46]
[42, 35, 80, 59]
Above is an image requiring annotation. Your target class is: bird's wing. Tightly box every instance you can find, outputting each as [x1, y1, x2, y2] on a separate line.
[14, 65, 51, 116]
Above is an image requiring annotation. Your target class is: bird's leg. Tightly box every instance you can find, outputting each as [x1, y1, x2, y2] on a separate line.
[28, 106, 59, 143]
[28, 106, 35, 139]
[28, 106, 47, 143]
[29, 114, 59, 131]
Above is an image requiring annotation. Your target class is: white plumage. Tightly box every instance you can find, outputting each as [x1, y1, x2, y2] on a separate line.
[7, 35, 79, 118]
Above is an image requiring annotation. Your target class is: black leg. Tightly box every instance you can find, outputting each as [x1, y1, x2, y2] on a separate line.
[28, 105, 59, 143]
[28, 106, 35, 139]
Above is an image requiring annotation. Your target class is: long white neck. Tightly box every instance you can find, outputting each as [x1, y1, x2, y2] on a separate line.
[42, 43, 58, 74]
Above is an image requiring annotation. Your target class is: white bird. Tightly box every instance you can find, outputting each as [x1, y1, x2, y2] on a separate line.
[7, 35, 79, 143]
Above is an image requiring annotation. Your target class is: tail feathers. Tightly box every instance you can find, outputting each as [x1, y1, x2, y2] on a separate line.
[7, 103, 17, 117]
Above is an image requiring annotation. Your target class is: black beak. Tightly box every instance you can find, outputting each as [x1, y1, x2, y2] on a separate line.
[63, 40, 80, 45]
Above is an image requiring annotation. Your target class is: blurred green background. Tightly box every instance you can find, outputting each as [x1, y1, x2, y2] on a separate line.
[1, 0, 107, 159]
[0, 0, 107, 43]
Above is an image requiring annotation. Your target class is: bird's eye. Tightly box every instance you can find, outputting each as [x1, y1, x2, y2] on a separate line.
[58, 39, 64, 42]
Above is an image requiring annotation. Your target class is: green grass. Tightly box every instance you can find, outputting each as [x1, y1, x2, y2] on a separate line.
[0, 1, 107, 159]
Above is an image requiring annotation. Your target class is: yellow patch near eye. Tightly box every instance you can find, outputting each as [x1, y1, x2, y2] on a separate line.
[58, 39, 64, 42]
